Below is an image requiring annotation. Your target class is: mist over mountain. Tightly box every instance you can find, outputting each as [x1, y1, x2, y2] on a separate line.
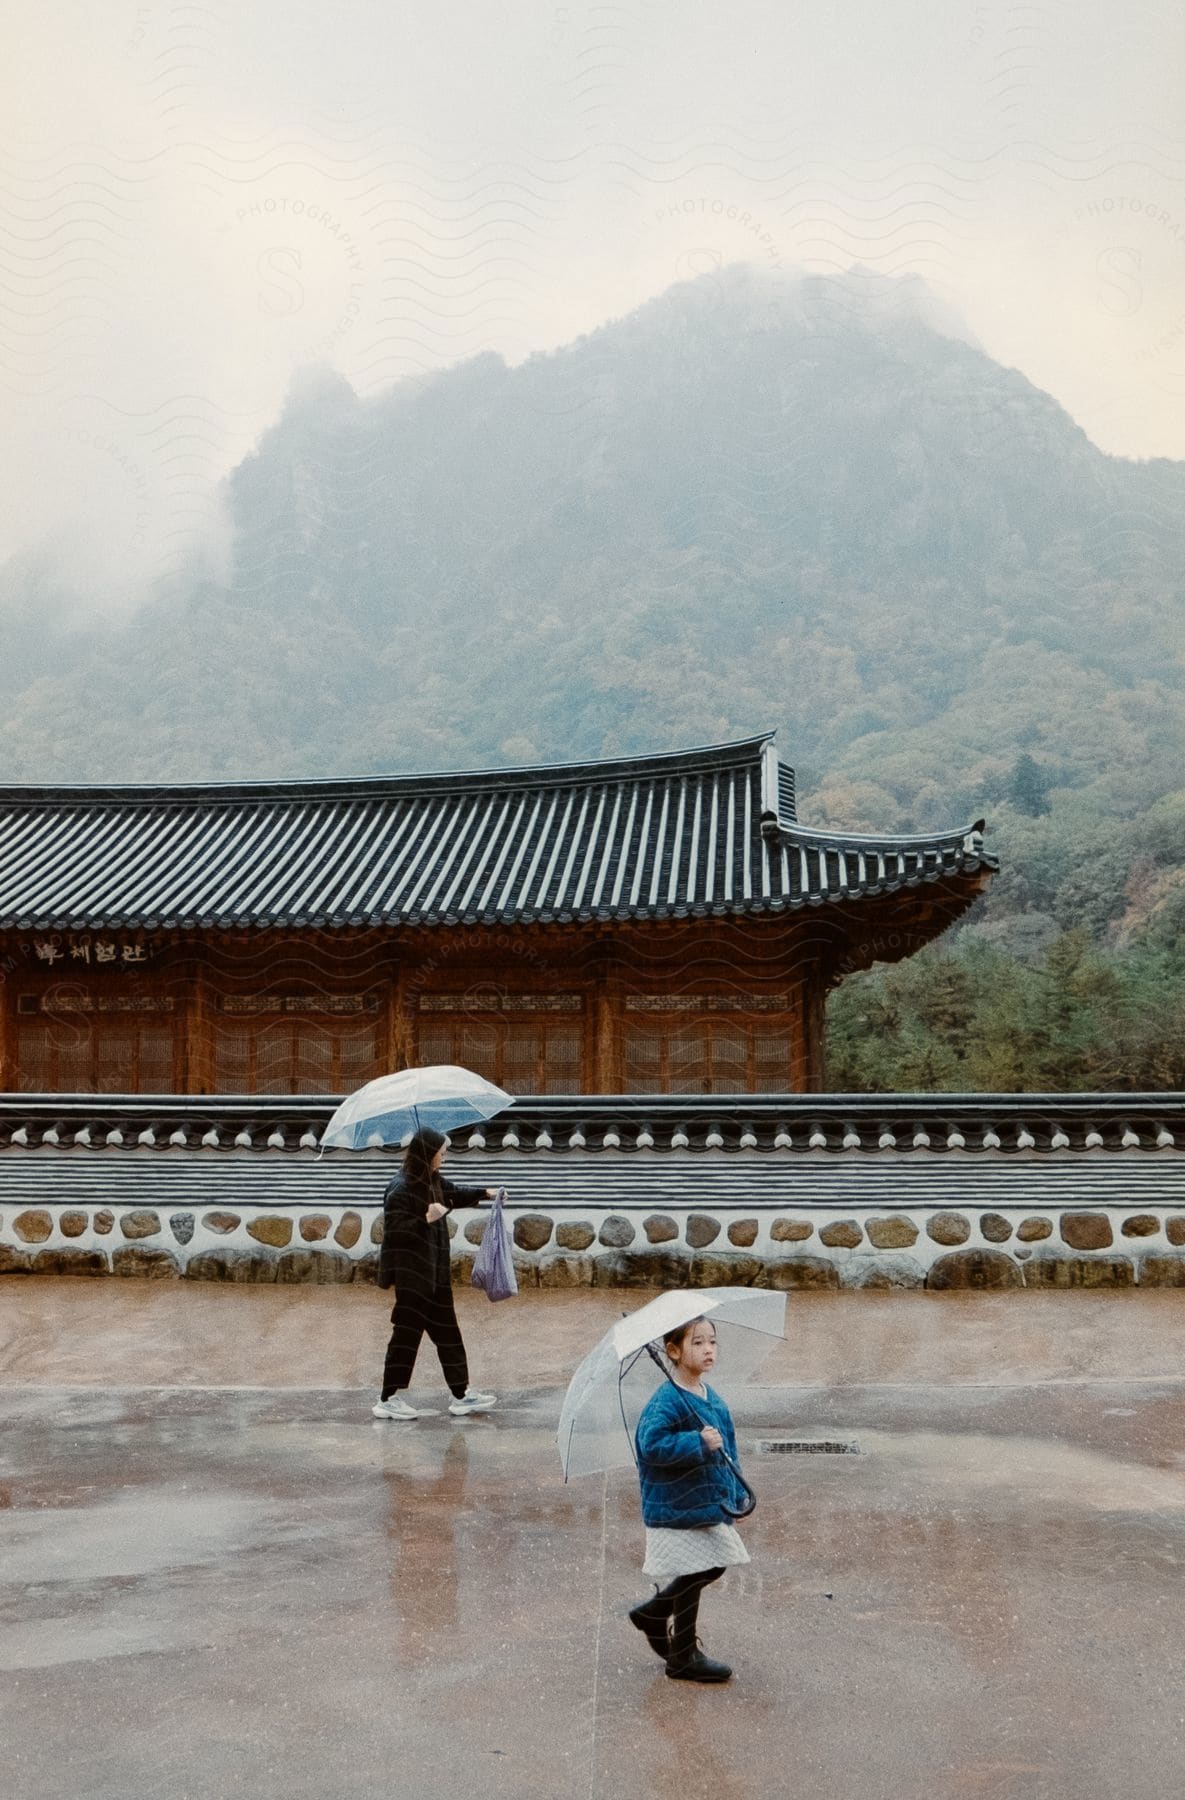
[3, 263, 1185, 957]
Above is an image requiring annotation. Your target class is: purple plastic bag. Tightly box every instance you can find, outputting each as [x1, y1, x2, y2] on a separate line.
[471, 1187, 518, 1301]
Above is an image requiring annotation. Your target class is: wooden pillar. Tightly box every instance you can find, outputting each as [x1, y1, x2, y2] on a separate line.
[0, 943, 10, 1090]
[591, 941, 619, 1092]
[593, 992, 617, 1092]
[387, 944, 413, 1073]
[800, 973, 827, 1093]
[186, 945, 215, 1095]
[790, 984, 805, 1092]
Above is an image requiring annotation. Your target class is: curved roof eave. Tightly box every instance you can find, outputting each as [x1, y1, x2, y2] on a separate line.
[765, 814, 993, 856]
[13, 859, 992, 937]
[0, 732, 779, 810]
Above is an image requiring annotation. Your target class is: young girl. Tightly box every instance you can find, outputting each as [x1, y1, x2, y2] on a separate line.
[372, 1126, 498, 1421]
[629, 1316, 750, 1683]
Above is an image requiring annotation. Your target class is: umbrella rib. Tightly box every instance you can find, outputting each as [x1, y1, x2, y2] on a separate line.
[617, 1365, 640, 1470]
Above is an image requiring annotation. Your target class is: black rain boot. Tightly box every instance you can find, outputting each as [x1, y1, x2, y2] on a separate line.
[665, 1644, 733, 1683]
[627, 1587, 673, 1660]
[666, 1581, 732, 1683]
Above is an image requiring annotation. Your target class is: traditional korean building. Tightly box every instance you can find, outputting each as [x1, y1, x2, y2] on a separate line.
[0, 733, 995, 1096]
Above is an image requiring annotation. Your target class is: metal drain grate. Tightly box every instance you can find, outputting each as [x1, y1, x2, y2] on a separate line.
[754, 1438, 862, 1455]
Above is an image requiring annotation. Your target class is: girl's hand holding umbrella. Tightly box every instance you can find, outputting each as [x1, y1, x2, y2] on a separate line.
[701, 1426, 724, 1452]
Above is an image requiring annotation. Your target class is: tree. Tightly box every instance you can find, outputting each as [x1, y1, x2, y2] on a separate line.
[1007, 752, 1050, 816]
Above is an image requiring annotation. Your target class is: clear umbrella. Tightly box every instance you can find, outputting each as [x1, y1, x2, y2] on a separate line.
[319, 1064, 514, 1150]
[557, 1288, 786, 1482]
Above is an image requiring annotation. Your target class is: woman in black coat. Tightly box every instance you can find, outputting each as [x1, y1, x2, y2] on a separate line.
[372, 1126, 498, 1422]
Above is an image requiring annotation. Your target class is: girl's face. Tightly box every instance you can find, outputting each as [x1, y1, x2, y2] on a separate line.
[668, 1320, 717, 1383]
[431, 1145, 447, 1171]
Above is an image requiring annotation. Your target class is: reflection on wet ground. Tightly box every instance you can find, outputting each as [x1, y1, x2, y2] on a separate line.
[3, 1286, 1185, 1797]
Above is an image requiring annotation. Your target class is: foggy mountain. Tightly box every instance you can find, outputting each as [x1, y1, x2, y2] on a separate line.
[3, 265, 1184, 951]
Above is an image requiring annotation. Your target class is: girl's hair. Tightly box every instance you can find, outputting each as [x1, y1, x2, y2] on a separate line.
[403, 1127, 447, 1205]
[662, 1315, 716, 1355]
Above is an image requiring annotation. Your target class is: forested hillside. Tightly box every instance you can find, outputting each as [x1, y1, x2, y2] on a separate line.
[3, 265, 1184, 1087]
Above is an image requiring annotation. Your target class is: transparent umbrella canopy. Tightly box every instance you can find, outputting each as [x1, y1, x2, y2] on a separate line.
[557, 1288, 786, 1481]
[319, 1065, 513, 1150]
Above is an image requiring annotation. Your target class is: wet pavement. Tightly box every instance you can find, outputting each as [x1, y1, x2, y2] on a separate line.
[4, 1284, 1185, 1798]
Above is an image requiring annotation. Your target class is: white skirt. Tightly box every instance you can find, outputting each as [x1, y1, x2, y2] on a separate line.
[643, 1523, 751, 1580]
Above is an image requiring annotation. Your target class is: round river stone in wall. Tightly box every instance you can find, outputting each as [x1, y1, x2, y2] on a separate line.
[1167, 1218, 1185, 1247]
[33, 1248, 108, 1277]
[595, 1249, 686, 1289]
[819, 1221, 862, 1249]
[334, 1212, 362, 1249]
[980, 1213, 1013, 1243]
[276, 1250, 355, 1285]
[1060, 1212, 1113, 1251]
[926, 1249, 1023, 1290]
[300, 1214, 331, 1242]
[763, 1257, 838, 1291]
[686, 1214, 721, 1249]
[186, 1249, 278, 1283]
[94, 1209, 114, 1235]
[14, 1209, 53, 1243]
[202, 1211, 241, 1235]
[728, 1219, 759, 1247]
[1024, 1255, 1133, 1288]
[866, 1216, 918, 1249]
[1121, 1215, 1159, 1237]
[464, 1218, 487, 1245]
[60, 1211, 88, 1238]
[170, 1212, 195, 1246]
[1017, 1217, 1052, 1241]
[538, 1256, 594, 1288]
[247, 1216, 293, 1249]
[113, 1246, 181, 1278]
[599, 1216, 636, 1249]
[770, 1218, 812, 1242]
[689, 1253, 762, 1288]
[120, 1211, 161, 1240]
[852, 1258, 925, 1291]
[644, 1215, 679, 1244]
[372, 1216, 385, 1244]
[513, 1214, 553, 1252]
[927, 1212, 971, 1246]
[1136, 1257, 1185, 1287]
[556, 1222, 595, 1251]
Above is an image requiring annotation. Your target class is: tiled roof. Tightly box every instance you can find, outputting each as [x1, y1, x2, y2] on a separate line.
[0, 733, 995, 932]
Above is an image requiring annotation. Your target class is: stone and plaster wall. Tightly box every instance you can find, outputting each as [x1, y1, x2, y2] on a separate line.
[5, 1198, 1185, 1288]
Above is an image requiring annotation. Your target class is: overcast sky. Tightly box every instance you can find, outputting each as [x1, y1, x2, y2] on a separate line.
[4, 0, 1185, 609]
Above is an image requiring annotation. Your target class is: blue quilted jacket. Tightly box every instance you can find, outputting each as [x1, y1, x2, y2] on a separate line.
[635, 1380, 746, 1528]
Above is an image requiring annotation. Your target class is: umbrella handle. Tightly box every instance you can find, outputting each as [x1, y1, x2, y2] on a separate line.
[717, 1450, 758, 1520]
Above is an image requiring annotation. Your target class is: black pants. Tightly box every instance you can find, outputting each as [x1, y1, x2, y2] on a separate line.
[654, 1567, 725, 1664]
[381, 1286, 469, 1400]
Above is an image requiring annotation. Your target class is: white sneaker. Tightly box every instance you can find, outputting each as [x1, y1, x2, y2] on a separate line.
[448, 1390, 497, 1416]
[372, 1396, 419, 1421]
